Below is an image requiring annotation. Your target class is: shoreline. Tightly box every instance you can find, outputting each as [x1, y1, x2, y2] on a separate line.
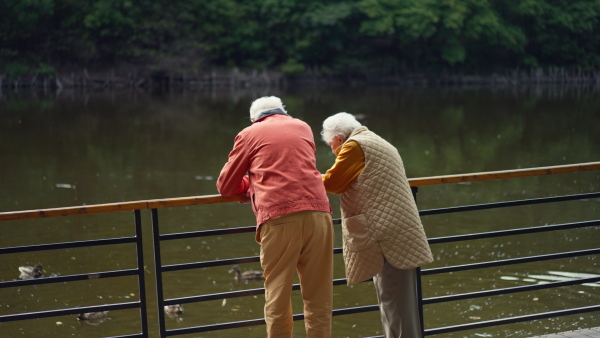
[1, 67, 600, 91]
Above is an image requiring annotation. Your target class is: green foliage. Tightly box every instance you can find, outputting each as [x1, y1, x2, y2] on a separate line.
[84, 0, 136, 37]
[3, 62, 54, 81]
[1, 0, 598, 74]
[281, 59, 305, 74]
[357, 0, 529, 67]
[5, 62, 29, 81]
[0, 0, 54, 64]
[37, 63, 55, 76]
[497, 0, 600, 69]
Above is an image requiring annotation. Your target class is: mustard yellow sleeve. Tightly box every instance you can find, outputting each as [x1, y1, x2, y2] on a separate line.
[322, 141, 365, 194]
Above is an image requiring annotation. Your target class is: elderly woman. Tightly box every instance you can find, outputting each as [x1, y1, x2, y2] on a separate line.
[321, 112, 433, 338]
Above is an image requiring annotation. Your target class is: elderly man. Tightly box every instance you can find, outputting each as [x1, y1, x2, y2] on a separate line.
[217, 96, 334, 338]
[321, 112, 433, 338]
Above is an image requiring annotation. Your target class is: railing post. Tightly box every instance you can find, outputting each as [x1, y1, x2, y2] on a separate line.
[134, 209, 150, 337]
[411, 186, 425, 337]
[411, 186, 419, 203]
[151, 208, 167, 337]
[416, 267, 425, 337]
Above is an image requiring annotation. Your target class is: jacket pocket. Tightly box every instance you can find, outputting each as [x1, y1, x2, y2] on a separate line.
[342, 214, 373, 252]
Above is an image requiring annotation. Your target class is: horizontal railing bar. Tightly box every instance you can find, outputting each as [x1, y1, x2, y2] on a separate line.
[290, 305, 381, 321]
[0, 236, 136, 255]
[161, 249, 348, 273]
[165, 287, 265, 304]
[423, 304, 600, 336]
[160, 221, 342, 241]
[412, 161, 600, 187]
[421, 248, 600, 276]
[0, 301, 140, 323]
[161, 257, 260, 272]
[166, 318, 266, 337]
[1, 162, 598, 222]
[160, 249, 348, 272]
[0, 202, 149, 222]
[158, 220, 337, 242]
[333, 304, 380, 316]
[428, 219, 600, 245]
[164, 305, 381, 336]
[166, 318, 267, 335]
[110, 334, 146, 338]
[159, 221, 596, 274]
[423, 276, 600, 305]
[419, 192, 600, 216]
[159, 226, 255, 241]
[0, 195, 244, 222]
[0, 269, 139, 289]
[164, 278, 351, 305]
[157, 194, 597, 245]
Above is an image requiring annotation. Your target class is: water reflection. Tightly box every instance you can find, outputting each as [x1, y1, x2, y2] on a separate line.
[512, 271, 600, 287]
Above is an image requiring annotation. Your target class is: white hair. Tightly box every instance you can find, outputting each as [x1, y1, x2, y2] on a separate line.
[249, 96, 287, 121]
[321, 112, 362, 144]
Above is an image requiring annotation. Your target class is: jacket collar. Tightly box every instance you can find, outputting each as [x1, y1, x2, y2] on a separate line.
[349, 126, 369, 138]
[254, 108, 288, 123]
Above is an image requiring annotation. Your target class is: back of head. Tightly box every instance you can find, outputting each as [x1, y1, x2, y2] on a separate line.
[249, 96, 287, 122]
[321, 112, 362, 143]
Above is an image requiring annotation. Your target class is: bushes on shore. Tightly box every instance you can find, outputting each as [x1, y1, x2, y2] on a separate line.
[1, 0, 599, 80]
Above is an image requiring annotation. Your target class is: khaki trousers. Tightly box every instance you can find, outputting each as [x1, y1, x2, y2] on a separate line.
[373, 261, 421, 338]
[257, 210, 334, 338]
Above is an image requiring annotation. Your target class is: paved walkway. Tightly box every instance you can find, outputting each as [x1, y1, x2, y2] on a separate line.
[529, 327, 600, 337]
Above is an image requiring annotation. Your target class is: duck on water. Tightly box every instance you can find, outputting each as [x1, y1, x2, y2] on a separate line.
[18, 263, 45, 279]
[229, 265, 264, 282]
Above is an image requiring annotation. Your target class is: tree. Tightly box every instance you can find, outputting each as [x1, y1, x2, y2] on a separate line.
[357, 0, 527, 71]
[500, 0, 600, 68]
[0, 0, 54, 62]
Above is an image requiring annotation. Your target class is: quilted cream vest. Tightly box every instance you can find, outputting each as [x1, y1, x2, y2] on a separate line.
[340, 126, 433, 285]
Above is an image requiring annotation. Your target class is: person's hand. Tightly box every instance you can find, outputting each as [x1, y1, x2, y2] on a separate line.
[239, 191, 251, 204]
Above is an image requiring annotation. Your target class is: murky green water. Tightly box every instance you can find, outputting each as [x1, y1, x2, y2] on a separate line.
[0, 85, 599, 337]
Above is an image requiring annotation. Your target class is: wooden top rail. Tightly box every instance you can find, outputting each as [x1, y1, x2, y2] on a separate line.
[0, 195, 244, 222]
[410, 161, 600, 187]
[1, 162, 598, 222]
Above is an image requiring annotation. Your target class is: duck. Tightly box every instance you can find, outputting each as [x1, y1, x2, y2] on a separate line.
[77, 311, 109, 320]
[18, 263, 45, 279]
[229, 265, 264, 281]
[164, 304, 184, 316]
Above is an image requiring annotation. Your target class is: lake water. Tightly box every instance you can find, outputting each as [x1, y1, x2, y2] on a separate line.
[0, 85, 599, 337]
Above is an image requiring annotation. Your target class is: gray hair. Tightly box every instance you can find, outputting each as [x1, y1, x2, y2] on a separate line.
[249, 96, 287, 122]
[321, 112, 362, 144]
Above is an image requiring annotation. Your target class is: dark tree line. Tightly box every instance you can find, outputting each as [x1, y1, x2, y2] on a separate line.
[1, 0, 599, 80]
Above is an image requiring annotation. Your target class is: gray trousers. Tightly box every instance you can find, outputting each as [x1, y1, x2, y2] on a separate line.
[373, 261, 421, 338]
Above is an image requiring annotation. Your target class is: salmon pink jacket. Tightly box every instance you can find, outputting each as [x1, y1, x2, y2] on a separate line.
[217, 114, 331, 227]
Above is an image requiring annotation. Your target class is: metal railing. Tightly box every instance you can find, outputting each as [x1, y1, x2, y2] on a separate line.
[417, 192, 600, 336]
[0, 210, 149, 337]
[0, 161, 599, 337]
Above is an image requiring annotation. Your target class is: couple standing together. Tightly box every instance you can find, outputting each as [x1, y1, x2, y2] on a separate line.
[217, 96, 433, 338]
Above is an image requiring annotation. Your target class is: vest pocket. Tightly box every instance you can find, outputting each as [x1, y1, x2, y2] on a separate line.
[342, 214, 373, 252]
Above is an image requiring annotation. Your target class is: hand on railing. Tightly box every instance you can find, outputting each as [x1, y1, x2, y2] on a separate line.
[239, 191, 251, 204]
